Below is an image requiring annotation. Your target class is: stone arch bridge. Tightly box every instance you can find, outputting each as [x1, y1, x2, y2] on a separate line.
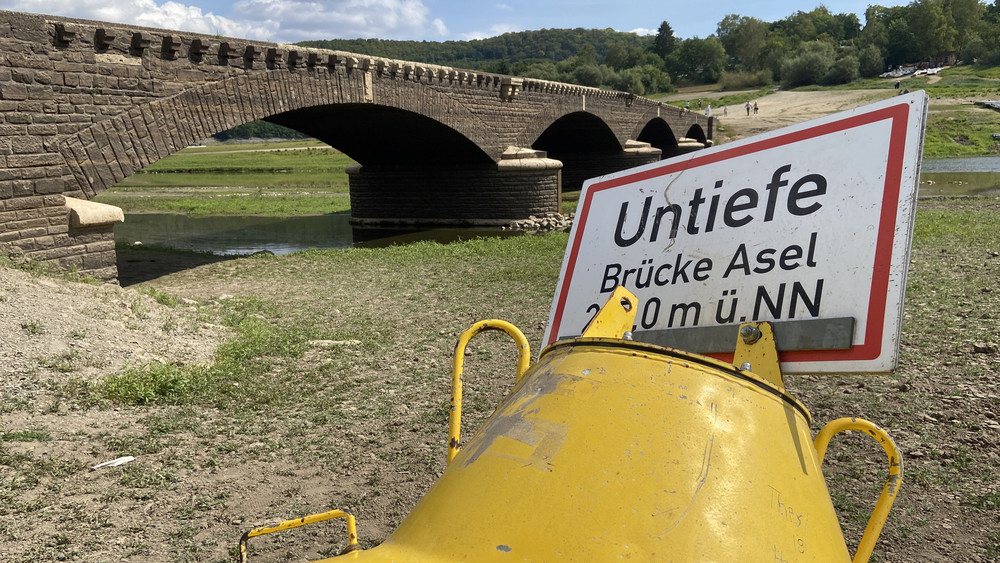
[0, 10, 713, 281]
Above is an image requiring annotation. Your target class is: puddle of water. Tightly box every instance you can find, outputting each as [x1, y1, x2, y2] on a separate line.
[920, 172, 1000, 197]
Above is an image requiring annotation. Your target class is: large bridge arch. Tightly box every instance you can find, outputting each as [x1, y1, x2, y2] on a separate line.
[56, 70, 503, 199]
[0, 10, 713, 281]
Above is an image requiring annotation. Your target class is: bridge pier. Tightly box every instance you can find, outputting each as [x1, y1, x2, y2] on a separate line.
[347, 148, 563, 226]
[549, 141, 661, 192]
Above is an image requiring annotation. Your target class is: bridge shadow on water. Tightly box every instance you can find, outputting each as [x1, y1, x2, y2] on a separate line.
[116, 246, 238, 287]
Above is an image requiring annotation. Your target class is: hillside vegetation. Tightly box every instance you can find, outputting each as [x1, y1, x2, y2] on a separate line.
[296, 1, 1000, 96]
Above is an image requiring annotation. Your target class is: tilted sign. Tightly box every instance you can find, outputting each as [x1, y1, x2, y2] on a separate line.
[543, 92, 928, 374]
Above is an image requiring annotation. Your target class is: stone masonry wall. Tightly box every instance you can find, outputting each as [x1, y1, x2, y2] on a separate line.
[348, 164, 561, 225]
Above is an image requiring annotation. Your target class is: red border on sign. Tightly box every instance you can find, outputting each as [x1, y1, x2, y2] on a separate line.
[547, 101, 912, 365]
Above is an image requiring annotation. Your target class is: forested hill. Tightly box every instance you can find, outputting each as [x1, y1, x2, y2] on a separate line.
[297, 28, 650, 71]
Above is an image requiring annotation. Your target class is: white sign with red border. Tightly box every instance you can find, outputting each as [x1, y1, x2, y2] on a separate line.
[543, 92, 928, 374]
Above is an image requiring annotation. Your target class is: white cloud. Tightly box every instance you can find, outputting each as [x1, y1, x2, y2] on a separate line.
[1, 0, 272, 39]
[629, 27, 657, 36]
[0, 0, 449, 43]
[460, 23, 519, 40]
[232, 0, 449, 42]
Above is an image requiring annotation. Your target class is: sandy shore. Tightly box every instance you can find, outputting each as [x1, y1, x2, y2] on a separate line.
[707, 89, 899, 141]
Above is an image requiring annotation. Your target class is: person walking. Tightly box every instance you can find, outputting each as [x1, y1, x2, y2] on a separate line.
[745, 100, 751, 116]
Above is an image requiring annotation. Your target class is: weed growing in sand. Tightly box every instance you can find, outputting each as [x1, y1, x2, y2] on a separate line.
[0, 256, 99, 284]
[20, 320, 44, 335]
[95, 297, 314, 408]
[2, 428, 51, 442]
[138, 285, 178, 307]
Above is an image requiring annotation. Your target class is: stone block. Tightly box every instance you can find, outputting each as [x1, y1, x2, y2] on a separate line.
[6, 153, 62, 167]
[11, 136, 43, 153]
[0, 82, 28, 100]
[4, 113, 32, 124]
[29, 124, 59, 137]
[18, 226, 48, 239]
[16, 234, 54, 252]
[65, 197, 124, 230]
[35, 178, 64, 194]
[5, 195, 46, 210]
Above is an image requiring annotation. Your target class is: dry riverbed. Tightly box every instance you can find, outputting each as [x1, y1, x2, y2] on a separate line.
[2, 88, 1000, 562]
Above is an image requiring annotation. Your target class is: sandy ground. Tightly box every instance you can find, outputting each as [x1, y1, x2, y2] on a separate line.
[708, 89, 900, 141]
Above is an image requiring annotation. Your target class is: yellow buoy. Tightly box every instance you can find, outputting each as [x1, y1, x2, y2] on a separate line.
[245, 287, 901, 562]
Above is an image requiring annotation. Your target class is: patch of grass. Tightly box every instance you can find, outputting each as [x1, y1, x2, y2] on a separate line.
[2, 429, 51, 442]
[20, 320, 44, 335]
[38, 349, 100, 373]
[95, 297, 314, 408]
[137, 286, 178, 307]
[923, 108, 1000, 157]
[103, 433, 170, 456]
[95, 193, 351, 216]
[128, 145, 353, 174]
[963, 490, 1000, 511]
[0, 255, 99, 284]
[116, 464, 179, 491]
[912, 202, 999, 245]
[94, 141, 357, 215]
[0, 447, 86, 495]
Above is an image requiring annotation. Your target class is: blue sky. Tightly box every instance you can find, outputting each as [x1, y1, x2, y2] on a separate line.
[0, 0, 907, 44]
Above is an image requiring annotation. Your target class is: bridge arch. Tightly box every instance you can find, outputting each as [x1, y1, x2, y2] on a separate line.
[57, 70, 501, 198]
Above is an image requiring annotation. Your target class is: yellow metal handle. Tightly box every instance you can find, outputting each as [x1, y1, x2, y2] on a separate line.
[814, 418, 903, 563]
[238, 509, 360, 563]
[449, 319, 531, 465]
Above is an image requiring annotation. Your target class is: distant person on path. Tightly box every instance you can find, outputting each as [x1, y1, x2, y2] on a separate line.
[697, 99, 703, 109]
[894, 80, 900, 90]
[685, 101, 690, 111]
[745, 101, 751, 116]
[753, 101, 759, 115]
[723, 106, 728, 117]
[705, 104, 711, 116]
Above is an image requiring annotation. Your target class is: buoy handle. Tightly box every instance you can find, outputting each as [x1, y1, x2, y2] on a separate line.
[814, 418, 903, 563]
[449, 320, 530, 465]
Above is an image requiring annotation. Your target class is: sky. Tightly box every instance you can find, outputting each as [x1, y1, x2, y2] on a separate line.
[0, 0, 909, 45]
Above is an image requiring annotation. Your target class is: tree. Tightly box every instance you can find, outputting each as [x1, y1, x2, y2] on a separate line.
[825, 54, 860, 84]
[886, 17, 920, 66]
[857, 44, 885, 76]
[605, 43, 629, 71]
[780, 40, 836, 87]
[716, 14, 769, 70]
[909, 0, 957, 62]
[652, 21, 677, 58]
[949, 0, 986, 56]
[666, 37, 726, 83]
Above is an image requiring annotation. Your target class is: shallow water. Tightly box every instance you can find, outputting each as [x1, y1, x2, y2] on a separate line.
[114, 213, 524, 255]
[920, 156, 1000, 196]
[115, 157, 999, 256]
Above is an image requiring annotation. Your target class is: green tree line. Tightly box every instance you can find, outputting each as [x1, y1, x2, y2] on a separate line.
[295, 1, 1000, 94]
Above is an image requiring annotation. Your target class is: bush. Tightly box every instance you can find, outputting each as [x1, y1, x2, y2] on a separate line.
[720, 69, 773, 90]
[824, 55, 860, 84]
[858, 44, 884, 78]
[781, 41, 836, 88]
